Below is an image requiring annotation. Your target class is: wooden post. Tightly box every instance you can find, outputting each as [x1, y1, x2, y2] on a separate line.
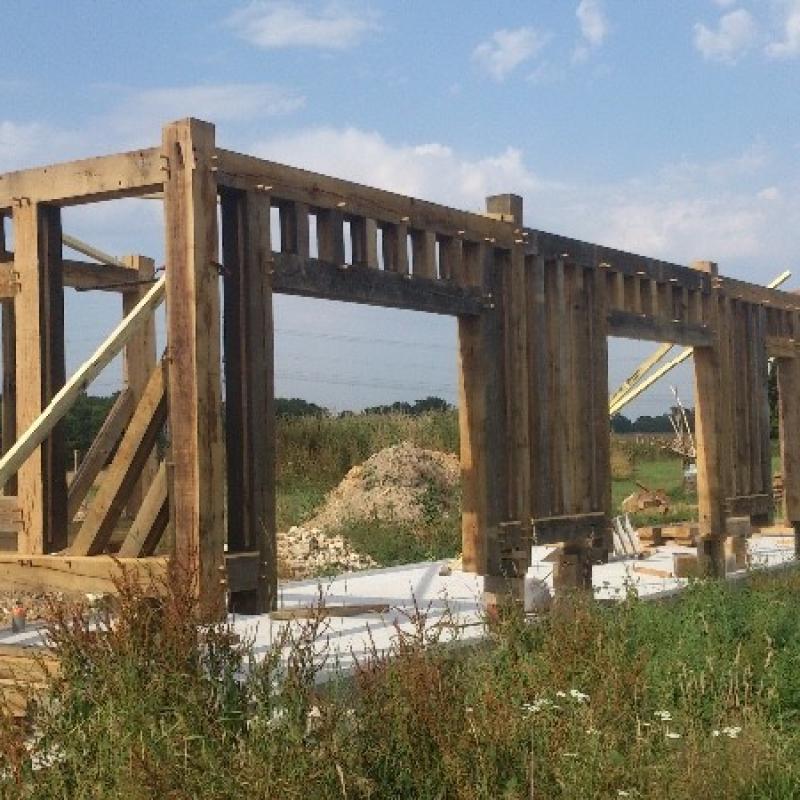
[162, 119, 226, 616]
[0, 216, 15, 496]
[692, 260, 725, 576]
[458, 241, 508, 577]
[777, 354, 800, 552]
[12, 202, 67, 554]
[122, 255, 157, 516]
[221, 187, 276, 613]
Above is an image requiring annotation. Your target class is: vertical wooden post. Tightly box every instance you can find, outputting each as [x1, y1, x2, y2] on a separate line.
[162, 118, 226, 615]
[692, 260, 725, 576]
[221, 187, 276, 613]
[12, 202, 67, 553]
[122, 255, 158, 515]
[458, 241, 508, 577]
[0, 216, 16, 496]
[777, 353, 800, 555]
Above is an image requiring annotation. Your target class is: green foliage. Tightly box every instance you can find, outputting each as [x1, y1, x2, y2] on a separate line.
[7, 569, 800, 797]
[63, 392, 118, 456]
[275, 397, 328, 418]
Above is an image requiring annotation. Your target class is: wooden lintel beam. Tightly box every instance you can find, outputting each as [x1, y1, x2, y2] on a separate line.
[0, 148, 163, 210]
[1, 257, 146, 295]
[607, 310, 712, 347]
[215, 148, 515, 245]
[767, 337, 797, 359]
[531, 512, 607, 545]
[271, 252, 486, 316]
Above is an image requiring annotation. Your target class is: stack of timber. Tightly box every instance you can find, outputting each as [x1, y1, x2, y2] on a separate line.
[660, 523, 700, 546]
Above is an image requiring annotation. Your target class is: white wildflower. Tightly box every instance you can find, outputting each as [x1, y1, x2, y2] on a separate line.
[665, 731, 682, 739]
[586, 726, 600, 735]
[556, 690, 567, 698]
[562, 751, 578, 758]
[618, 792, 631, 798]
[570, 688, 590, 703]
[722, 725, 742, 739]
[712, 729, 721, 737]
[654, 710, 672, 721]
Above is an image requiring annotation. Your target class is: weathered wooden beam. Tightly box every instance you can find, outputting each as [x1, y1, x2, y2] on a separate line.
[67, 389, 135, 521]
[718, 275, 800, 314]
[162, 118, 225, 617]
[1, 257, 145, 295]
[778, 355, 800, 533]
[271, 252, 485, 316]
[70, 362, 166, 556]
[767, 336, 797, 358]
[221, 187, 276, 613]
[0, 221, 15, 495]
[0, 554, 168, 594]
[13, 202, 67, 554]
[607, 310, 713, 346]
[117, 461, 169, 558]
[122, 255, 158, 515]
[0, 276, 165, 491]
[0, 148, 163, 210]
[215, 148, 516, 246]
[531, 512, 607, 545]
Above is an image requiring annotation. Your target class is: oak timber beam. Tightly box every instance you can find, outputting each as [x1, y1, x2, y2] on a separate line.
[13, 202, 67, 554]
[162, 118, 226, 617]
[531, 512, 607, 545]
[1, 257, 147, 295]
[0, 148, 164, 210]
[215, 148, 516, 246]
[0, 220, 15, 495]
[118, 461, 169, 558]
[271, 252, 486, 316]
[607, 310, 712, 346]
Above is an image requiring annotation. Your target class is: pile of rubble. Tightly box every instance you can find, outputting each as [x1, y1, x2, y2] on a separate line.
[279, 441, 460, 579]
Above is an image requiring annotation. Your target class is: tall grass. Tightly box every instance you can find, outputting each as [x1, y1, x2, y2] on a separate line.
[5, 568, 800, 798]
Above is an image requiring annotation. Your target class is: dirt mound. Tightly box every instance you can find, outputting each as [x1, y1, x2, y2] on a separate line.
[306, 441, 460, 531]
[279, 442, 460, 578]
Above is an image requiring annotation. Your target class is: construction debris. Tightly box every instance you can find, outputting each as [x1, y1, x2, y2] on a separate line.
[621, 482, 670, 515]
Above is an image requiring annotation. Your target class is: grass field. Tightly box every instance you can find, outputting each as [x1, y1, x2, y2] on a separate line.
[7, 566, 800, 798]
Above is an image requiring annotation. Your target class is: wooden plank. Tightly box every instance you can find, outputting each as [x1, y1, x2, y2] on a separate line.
[439, 236, 462, 282]
[0, 554, 167, 595]
[0, 148, 163, 210]
[3, 257, 145, 295]
[718, 275, 800, 314]
[766, 336, 797, 358]
[271, 252, 484, 316]
[162, 118, 226, 617]
[607, 310, 712, 346]
[215, 148, 515, 246]
[67, 389, 135, 521]
[350, 217, 379, 268]
[122, 255, 158, 515]
[528, 254, 549, 517]
[381, 222, 409, 274]
[117, 461, 169, 558]
[316, 208, 345, 264]
[531, 512, 606, 545]
[756, 307, 773, 498]
[70, 362, 167, 556]
[221, 188, 276, 613]
[13, 202, 67, 554]
[0, 277, 165, 491]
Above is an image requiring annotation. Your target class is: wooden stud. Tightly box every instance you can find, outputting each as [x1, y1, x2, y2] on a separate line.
[411, 229, 437, 279]
[381, 222, 409, 275]
[0, 218, 15, 495]
[221, 187, 276, 613]
[122, 255, 158, 516]
[12, 202, 67, 554]
[317, 208, 345, 264]
[438, 236, 462, 282]
[351, 217, 379, 268]
[778, 354, 800, 526]
[162, 118, 226, 616]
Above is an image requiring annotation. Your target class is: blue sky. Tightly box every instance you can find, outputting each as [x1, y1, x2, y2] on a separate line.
[2, 0, 799, 414]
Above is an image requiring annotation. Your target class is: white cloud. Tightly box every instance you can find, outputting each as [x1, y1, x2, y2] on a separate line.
[693, 9, 758, 63]
[758, 185, 782, 201]
[573, 0, 609, 62]
[766, 0, 800, 58]
[228, 1, 377, 50]
[473, 27, 550, 81]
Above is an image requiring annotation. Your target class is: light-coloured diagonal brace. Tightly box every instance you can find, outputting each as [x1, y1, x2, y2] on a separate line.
[610, 270, 792, 415]
[0, 275, 165, 488]
[609, 342, 673, 409]
[62, 233, 128, 269]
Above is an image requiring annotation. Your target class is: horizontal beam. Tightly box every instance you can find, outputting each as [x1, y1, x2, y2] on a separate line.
[215, 148, 516, 246]
[1, 255, 144, 294]
[0, 148, 163, 210]
[607, 310, 712, 346]
[767, 336, 798, 359]
[718, 276, 800, 313]
[0, 276, 165, 489]
[532, 512, 607, 545]
[725, 494, 773, 518]
[0, 554, 168, 594]
[528, 230, 707, 289]
[271, 252, 486, 316]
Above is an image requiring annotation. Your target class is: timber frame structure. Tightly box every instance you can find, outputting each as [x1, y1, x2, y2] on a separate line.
[0, 116, 799, 614]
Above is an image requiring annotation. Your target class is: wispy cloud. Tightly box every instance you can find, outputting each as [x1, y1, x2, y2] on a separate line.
[766, 0, 800, 58]
[573, 0, 609, 62]
[228, 1, 378, 50]
[693, 8, 757, 63]
[473, 27, 550, 81]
